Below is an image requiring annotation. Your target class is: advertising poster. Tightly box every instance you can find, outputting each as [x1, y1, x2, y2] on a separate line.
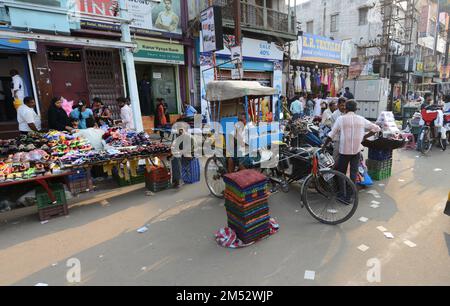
[272, 61, 283, 120]
[201, 6, 224, 53]
[77, 0, 181, 35]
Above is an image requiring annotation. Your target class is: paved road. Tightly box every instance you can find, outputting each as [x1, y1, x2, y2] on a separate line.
[0, 148, 449, 286]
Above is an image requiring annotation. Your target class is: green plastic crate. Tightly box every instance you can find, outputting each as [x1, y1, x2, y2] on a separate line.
[366, 159, 393, 172]
[368, 168, 392, 181]
[35, 183, 67, 210]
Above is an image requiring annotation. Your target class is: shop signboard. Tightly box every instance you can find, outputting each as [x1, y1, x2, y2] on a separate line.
[134, 40, 184, 65]
[201, 6, 224, 53]
[207, 36, 284, 61]
[76, 0, 182, 36]
[296, 34, 342, 65]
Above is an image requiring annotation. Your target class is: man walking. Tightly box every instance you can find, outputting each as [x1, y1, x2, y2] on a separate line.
[323, 100, 381, 185]
[290, 96, 304, 120]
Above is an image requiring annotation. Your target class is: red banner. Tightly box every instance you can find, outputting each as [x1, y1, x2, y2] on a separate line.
[77, 0, 115, 17]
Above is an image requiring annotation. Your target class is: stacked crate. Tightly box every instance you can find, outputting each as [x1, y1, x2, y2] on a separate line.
[145, 166, 171, 192]
[65, 168, 94, 195]
[367, 149, 393, 181]
[35, 183, 68, 221]
[223, 170, 271, 245]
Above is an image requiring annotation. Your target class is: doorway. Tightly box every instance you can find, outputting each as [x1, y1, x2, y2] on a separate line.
[47, 47, 90, 106]
[135, 63, 178, 116]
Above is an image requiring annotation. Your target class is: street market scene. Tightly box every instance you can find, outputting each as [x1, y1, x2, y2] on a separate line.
[0, 0, 449, 289]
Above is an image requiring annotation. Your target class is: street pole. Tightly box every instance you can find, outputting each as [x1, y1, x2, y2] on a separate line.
[433, 0, 440, 102]
[119, 0, 143, 132]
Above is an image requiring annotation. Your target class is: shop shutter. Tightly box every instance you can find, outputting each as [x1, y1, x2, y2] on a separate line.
[84, 49, 124, 119]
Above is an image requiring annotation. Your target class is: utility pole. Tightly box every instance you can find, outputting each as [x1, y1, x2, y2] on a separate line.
[118, 0, 143, 132]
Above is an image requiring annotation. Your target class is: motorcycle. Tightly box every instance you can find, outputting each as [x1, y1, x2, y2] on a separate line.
[418, 106, 449, 154]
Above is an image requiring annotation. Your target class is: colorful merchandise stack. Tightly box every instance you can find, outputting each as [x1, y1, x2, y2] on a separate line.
[367, 149, 393, 181]
[223, 170, 270, 244]
[145, 166, 171, 192]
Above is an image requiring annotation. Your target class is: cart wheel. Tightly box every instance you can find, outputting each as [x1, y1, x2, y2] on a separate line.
[205, 157, 227, 199]
[302, 170, 358, 225]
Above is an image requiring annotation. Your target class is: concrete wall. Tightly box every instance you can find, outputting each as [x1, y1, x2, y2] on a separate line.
[297, 0, 383, 58]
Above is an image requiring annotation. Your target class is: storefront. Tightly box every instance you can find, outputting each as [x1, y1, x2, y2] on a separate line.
[0, 39, 38, 139]
[132, 39, 185, 132]
[200, 36, 284, 118]
[289, 34, 350, 97]
[31, 43, 125, 127]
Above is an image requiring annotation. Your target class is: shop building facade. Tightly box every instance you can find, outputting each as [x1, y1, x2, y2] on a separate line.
[0, 0, 195, 137]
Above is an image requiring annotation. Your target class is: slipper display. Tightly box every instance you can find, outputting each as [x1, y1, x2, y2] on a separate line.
[0, 129, 171, 183]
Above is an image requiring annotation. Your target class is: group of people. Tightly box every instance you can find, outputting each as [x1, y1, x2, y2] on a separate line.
[285, 87, 355, 121]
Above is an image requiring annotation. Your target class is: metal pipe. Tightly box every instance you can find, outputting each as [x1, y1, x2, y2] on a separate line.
[119, 0, 143, 132]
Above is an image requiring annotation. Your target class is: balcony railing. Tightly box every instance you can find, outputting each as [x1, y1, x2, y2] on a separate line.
[213, 0, 296, 37]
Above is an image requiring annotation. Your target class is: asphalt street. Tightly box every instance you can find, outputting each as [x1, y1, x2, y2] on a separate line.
[0, 148, 449, 286]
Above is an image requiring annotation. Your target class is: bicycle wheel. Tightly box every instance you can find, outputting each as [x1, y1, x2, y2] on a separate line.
[205, 157, 227, 199]
[302, 170, 358, 225]
[419, 128, 432, 154]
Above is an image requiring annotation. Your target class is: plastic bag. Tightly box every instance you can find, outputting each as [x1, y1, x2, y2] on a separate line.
[13, 98, 22, 110]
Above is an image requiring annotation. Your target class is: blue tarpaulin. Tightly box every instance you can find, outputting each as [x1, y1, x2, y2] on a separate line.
[0, 38, 36, 52]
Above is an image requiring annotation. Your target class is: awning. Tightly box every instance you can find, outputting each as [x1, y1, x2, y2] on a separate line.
[0, 38, 36, 52]
[206, 81, 276, 102]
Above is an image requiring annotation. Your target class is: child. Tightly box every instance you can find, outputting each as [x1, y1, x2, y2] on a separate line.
[70, 118, 80, 131]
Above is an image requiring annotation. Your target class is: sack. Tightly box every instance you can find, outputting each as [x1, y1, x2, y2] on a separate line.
[13, 98, 22, 110]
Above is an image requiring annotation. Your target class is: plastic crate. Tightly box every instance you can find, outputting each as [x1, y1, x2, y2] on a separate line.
[181, 158, 201, 184]
[67, 169, 89, 182]
[146, 181, 171, 192]
[366, 159, 393, 172]
[66, 169, 94, 195]
[35, 183, 67, 210]
[368, 168, 392, 181]
[368, 149, 393, 161]
[38, 203, 69, 221]
[113, 166, 146, 187]
[145, 166, 171, 183]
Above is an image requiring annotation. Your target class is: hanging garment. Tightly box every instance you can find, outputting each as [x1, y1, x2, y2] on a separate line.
[305, 72, 312, 93]
[301, 72, 307, 92]
[294, 70, 302, 93]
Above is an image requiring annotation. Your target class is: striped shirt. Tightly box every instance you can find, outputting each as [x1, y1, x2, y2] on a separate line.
[328, 112, 381, 155]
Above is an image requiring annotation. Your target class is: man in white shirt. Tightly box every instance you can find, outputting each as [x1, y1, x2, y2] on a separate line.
[73, 118, 105, 150]
[321, 101, 338, 127]
[314, 95, 324, 117]
[10, 69, 25, 102]
[17, 97, 41, 134]
[323, 100, 381, 185]
[117, 97, 135, 130]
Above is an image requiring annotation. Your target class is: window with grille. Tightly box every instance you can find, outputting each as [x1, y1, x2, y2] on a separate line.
[330, 14, 339, 33]
[359, 7, 369, 26]
[306, 20, 314, 34]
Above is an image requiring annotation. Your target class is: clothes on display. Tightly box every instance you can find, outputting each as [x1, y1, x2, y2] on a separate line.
[305, 69, 312, 93]
[295, 68, 302, 93]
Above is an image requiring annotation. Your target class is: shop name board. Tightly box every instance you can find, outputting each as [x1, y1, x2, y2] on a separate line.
[201, 36, 284, 61]
[297, 34, 342, 65]
[134, 40, 184, 65]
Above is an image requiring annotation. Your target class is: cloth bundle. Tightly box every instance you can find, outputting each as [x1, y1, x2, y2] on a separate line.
[223, 170, 271, 245]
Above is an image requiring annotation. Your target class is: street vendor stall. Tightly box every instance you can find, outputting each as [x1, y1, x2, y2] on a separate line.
[0, 128, 172, 221]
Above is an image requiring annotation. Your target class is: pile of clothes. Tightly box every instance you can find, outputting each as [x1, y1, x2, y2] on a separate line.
[223, 170, 272, 245]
